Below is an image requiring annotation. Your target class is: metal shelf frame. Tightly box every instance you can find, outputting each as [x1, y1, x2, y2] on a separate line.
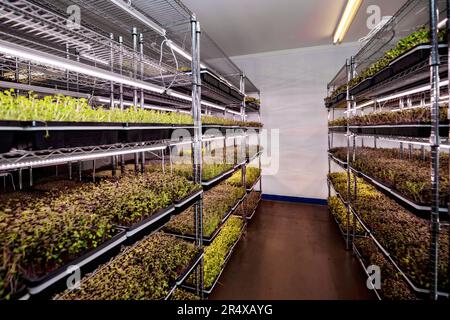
[0, 0, 263, 300]
[326, 0, 449, 300]
[328, 151, 449, 217]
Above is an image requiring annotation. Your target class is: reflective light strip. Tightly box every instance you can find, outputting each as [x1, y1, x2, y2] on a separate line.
[96, 97, 190, 113]
[0, 39, 165, 94]
[377, 81, 447, 103]
[166, 90, 241, 115]
[0, 145, 167, 170]
[166, 41, 207, 69]
[110, 0, 166, 37]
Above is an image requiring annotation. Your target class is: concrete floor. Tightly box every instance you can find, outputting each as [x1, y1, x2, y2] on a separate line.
[209, 201, 373, 300]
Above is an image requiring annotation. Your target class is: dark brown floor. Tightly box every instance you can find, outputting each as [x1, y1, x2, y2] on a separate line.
[209, 201, 373, 300]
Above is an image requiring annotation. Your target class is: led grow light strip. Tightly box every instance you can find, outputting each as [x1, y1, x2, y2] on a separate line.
[390, 95, 450, 112]
[166, 41, 207, 69]
[345, 100, 375, 113]
[0, 145, 167, 171]
[166, 90, 241, 115]
[438, 18, 448, 29]
[333, 0, 363, 44]
[377, 80, 448, 103]
[0, 39, 165, 94]
[110, 0, 166, 37]
[96, 97, 190, 113]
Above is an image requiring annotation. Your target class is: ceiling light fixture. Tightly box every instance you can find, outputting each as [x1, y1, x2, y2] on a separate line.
[0, 39, 165, 94]
[333, 0, 363, 44]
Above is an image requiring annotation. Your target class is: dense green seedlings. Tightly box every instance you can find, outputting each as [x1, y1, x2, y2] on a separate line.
[185, 216, 243, 289]
[165, 183, 246, 237]
[0, 188, 115, 300]
[245, 97, 261, 107]
[146, 161, 235, 182]
[171, 288, 200, 300]
[203, 217, 243, 289]
[0, 172, 197, 299]
[56, 232, 198, 300]
[328, 106, 448, 127]
[326, 27, 446, 102]
[226, 167, 261, 189]
[328, 196, 364, 235]
[328, 172, 449, 291]
[0, 90, 262, 128]
[329, 147, 449, 206]
[234, 190, 261, 218]
[354, 237, 418, 300]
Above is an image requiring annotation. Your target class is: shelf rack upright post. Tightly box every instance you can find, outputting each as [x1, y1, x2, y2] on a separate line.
[345, 57, 353, 250]
[429, 0, 441, 300]
[447, 0, 450, 296]
[191, 14, 204, 298]
[326, 0, 450, 300]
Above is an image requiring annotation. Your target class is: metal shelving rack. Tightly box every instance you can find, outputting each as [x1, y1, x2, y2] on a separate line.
[0, 0, 262, 300]
[327, 0, 449, 300]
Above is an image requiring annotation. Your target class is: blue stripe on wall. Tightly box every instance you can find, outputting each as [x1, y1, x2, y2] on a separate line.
[262, 194, 327, 206]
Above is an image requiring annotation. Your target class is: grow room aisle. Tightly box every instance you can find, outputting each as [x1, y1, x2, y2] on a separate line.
[209, 201, 372, 300]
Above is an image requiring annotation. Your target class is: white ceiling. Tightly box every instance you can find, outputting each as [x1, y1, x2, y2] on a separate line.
[183, 0, 406, 57]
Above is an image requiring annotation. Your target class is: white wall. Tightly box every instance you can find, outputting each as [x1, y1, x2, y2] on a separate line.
[232, 43, 359, 200]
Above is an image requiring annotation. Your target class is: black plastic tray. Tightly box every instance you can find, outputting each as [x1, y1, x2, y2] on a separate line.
[246, 176, 261, 193]
[349, 124, 450, 138]
[182, 223, 245, 295]
[25, 229, 127, 298]
[230, 88, 244, 100]
[329, 126, 346, 133]
[389, 44, 447, 74]
[350, 77, 373, 96]
[373, 67, 393, 84]
[329, 156, 449, 219]
[122, 205, 176, 244]
[201, 167, 235, 190]
[174, 250, 204, 286]
[202, 72, 220, 88]
[219, 82, 231, 95]
[174, 189, 203, 213]
[0, 121, 253, 154]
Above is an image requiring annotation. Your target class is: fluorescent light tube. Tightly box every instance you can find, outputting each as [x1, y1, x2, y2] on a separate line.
[110, 0, 166, 37]
[438, 18, 448, 29]
[0, 145, 167, 171]
[0, 39, 165, 94]
[166, 90, 241, 115]
[227, 110, 241, 116]
[334, 0, 363, 44]
[202, 100, 225, 111]
[166, 41, 207, 69]
[97, 97, 189, 113]
[167, 90, 192, 102]
[377, 81, 448, 102]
